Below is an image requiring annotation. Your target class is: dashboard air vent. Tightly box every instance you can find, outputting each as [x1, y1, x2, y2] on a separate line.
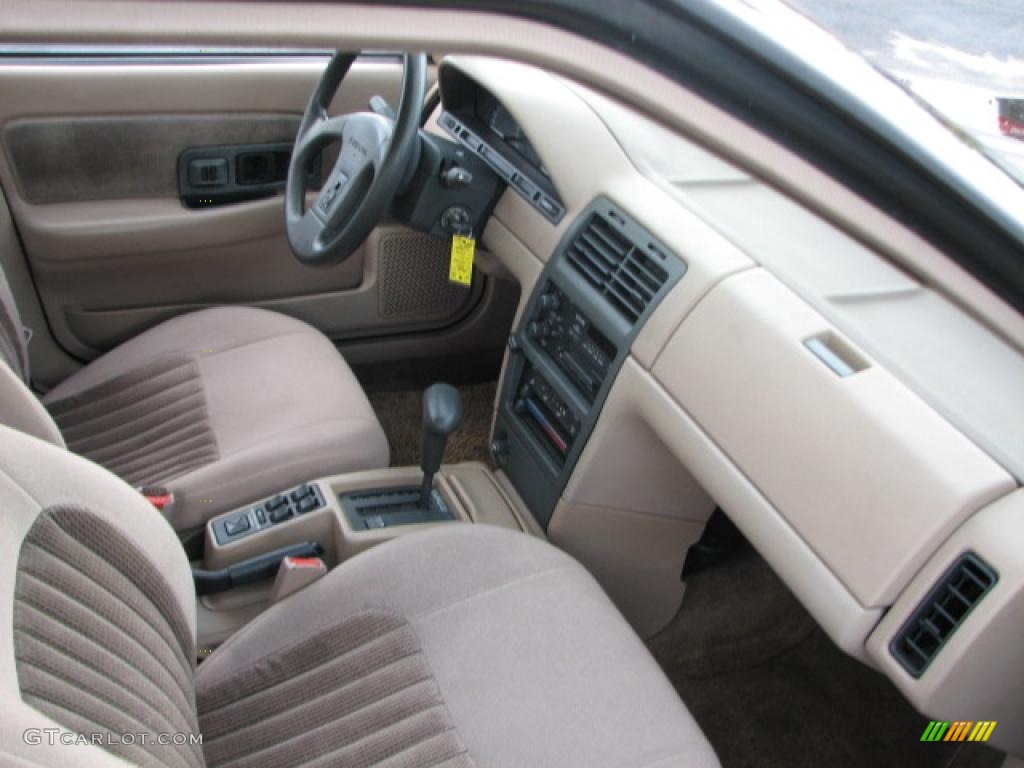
[566, 213, 670, 324]
[890, 553, 996, 678]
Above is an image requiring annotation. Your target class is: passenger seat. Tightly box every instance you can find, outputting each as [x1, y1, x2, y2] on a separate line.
[0, 425, 719, 768]
[0, 264, 389, 532]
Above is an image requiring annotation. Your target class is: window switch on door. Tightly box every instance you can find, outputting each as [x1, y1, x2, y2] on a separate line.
[188, 157, 228, 187]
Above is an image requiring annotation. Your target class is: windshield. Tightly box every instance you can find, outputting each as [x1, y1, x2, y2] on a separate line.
[786, 1, 1024, 186]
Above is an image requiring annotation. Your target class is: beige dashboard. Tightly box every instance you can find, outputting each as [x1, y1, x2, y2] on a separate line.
[441, 56, 1024, 755]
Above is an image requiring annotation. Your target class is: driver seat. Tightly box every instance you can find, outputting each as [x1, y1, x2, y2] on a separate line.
[0, 423, 720, 768]
[0, 273, 389, 532]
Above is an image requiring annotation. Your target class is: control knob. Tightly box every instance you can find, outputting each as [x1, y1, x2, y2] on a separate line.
[538, 291, 560, 311]
[527, 321, 551, 340]
[490, 437, 510, 463]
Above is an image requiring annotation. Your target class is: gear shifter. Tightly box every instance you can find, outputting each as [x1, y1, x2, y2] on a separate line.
[420, 383, 463, 508]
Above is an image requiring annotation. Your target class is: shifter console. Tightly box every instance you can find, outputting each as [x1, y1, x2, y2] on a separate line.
[340, 487, 453, 530]
[339, 382, 463, 531]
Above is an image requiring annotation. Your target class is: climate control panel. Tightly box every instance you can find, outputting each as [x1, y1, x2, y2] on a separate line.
[514, 364, 581, 461]
[525, 283, 617, 403]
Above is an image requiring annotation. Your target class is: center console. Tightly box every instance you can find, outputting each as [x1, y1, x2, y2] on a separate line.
[194, 374, 538, 649]
[491, 197, 687, 526]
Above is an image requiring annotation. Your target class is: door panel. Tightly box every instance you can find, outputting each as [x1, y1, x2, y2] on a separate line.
[0, 55, 482, 367]
[6, 114, 303, 204]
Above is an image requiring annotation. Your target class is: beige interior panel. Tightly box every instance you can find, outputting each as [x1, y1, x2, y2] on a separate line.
[0, 364, 63, 447]
[480, 216, 544, 328]
[671, 178, 1024, 482]
[653, 269, 1015, 609]
[611, 357, 882, 660]
[14, 195, 302, 263]
[493, 468, 546, 538]
[443, 461, 537, 533]
[0, 57, 401, 122]
[562, 370, 715, 524]
[196, 582, 274, 652]
[0, 185, 77, 384]
[866, 489, 1024, 757]
[549, 501, 704, 639]
[22, 214, 480, 355]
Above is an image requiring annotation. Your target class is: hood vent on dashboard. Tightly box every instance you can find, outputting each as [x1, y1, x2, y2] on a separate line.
[566, 213, 670, 325]
[890, 553, 996, 678]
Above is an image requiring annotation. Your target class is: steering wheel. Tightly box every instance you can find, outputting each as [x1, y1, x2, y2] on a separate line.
[285, 52, 427, 266]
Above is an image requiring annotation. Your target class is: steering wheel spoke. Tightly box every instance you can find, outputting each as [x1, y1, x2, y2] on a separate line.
[285, 52, 426, 266]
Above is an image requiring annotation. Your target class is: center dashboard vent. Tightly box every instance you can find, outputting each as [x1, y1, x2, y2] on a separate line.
[565, 210, 674, 325]
[890, 553, 997, 678]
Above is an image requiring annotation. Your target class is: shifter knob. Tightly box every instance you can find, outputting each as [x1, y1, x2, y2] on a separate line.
[420, 383, 463, 507]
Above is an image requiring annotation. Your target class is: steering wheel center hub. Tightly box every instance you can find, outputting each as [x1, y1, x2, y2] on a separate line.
[285, 52, 426, 267]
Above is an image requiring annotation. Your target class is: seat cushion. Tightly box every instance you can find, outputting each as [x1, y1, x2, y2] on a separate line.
[194, 525, 720, 768]
[43, 307, 389, 531]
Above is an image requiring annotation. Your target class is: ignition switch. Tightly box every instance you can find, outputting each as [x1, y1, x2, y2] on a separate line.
[440, 205, 472, 235]
[442, 166, 473, 188]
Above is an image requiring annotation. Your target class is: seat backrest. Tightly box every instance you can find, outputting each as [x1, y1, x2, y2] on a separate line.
[0, 259, 64, 448]
[0, 424, 201, 768]
[0, 261, 28, 383]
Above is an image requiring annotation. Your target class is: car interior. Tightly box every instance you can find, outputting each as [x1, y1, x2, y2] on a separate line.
[0, 3, 1022, 768]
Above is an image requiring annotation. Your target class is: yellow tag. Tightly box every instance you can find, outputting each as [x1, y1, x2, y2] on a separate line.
[449, 235, 475, 286]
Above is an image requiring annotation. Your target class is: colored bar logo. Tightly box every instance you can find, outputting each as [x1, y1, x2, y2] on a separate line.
[921, 721, 997, 742]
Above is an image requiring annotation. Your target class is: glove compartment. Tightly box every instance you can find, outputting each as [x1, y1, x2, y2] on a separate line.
[652, 269, 1013, 610]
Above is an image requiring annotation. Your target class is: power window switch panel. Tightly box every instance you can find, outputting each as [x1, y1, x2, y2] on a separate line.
[291, 484, 314, 503]
[223, 514, 250, 537]
[188, 157, 228, 187]
[269, 506, 293, 524]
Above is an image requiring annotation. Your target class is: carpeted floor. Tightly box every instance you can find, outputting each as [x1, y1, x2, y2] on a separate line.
[367, 382, 497, 468]
[648, 542, 1003, 768]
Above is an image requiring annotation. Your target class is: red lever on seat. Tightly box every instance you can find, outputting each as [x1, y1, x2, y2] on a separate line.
[283, 556, 323, 569]
[146, 494, 173, 510]
[137, 487, 173, 511]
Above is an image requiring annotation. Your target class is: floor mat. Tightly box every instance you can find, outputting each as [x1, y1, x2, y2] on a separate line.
[367, 382, 497, 468]
[648, 542, 1003, 768]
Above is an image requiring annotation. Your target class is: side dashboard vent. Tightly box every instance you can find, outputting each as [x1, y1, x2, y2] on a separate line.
[566, 213, 671, 325]
[891, 553, 997, 678]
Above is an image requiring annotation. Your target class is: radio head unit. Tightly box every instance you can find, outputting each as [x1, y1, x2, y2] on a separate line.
[525, 282, 617, 403]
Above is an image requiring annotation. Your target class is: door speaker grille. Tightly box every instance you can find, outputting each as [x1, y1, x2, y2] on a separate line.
[378, 232, 472, 320]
